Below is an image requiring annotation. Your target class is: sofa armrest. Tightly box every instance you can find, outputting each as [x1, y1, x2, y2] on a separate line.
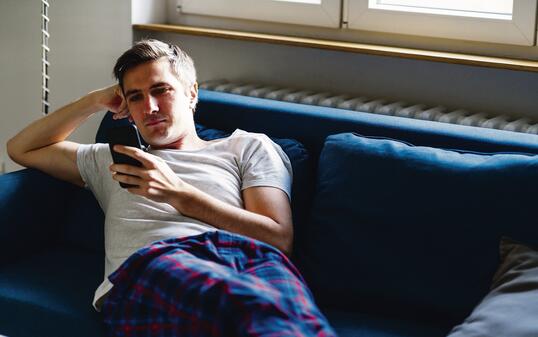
[0, 168, 81, 264]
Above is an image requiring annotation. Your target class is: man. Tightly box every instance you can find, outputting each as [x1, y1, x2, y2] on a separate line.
[7, 39, 335, 336]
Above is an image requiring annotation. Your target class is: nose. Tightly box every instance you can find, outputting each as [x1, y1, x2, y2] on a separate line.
[143, 95, 159, 114]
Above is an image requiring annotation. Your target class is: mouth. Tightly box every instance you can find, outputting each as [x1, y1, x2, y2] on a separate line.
[145, 119, 166, 127]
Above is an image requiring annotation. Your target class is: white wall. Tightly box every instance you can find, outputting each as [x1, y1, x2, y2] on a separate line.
[49, 0, 132, 148]
[132, 0, 167, 24]
[0, 0, 41, 173]
[1, 0, 132, 173]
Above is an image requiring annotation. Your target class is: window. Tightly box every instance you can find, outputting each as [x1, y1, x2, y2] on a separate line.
[173, 0, 538, 50]
[179, 0, 341, 28]
[345, 0, 537, 45]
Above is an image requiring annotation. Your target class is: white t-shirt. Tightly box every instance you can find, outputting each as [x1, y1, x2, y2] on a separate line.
[76, 129, 293, 311]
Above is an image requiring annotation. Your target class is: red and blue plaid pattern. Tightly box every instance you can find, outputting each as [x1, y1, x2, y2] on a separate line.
[102, 230, 337, 336]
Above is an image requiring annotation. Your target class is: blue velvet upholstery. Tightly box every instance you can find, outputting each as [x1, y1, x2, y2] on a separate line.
[303, 133, 538, 329]
[0, 170, 106, 337]
[3, 89, 538, 336]
[0, 248, 105, 337]
[325, 311, 450, 337]
[195, 90, 538, 156]
[0, 168, 104, 256]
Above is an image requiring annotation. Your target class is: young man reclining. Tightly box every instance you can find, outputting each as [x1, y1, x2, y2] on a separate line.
[7, 39, 336, 337]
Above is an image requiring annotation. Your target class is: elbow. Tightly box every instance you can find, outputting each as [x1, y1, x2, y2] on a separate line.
[6, 138, 22, 165]
[6, 138, 17, 162]
[280, 244, 293, 258]
[277, 227, 294, 257]
[6, 137, 29, 167]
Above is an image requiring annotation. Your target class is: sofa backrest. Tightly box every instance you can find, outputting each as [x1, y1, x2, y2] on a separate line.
[194, 89, 538, 157]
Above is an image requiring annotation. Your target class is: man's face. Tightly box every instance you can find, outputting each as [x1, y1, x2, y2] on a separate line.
[122, 57, 197, 149]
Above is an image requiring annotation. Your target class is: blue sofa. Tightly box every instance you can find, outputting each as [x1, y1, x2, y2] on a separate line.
[2, 89, 538, 337]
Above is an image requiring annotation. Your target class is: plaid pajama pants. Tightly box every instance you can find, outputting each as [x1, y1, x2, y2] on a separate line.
[101, 230, 337, 337]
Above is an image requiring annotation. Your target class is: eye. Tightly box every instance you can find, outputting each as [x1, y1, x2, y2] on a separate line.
[152, 87, 171, 95]
[128, 94, 142, 102]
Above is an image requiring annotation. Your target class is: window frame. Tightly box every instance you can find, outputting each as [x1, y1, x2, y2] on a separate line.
[179, 0, 341, 28]
[344, 0, 538, 46]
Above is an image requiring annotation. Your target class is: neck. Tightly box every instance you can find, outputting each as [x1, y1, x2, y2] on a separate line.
[150, 132, 207, 151]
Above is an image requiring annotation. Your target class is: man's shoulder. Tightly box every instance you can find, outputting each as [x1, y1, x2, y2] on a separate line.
[77, 142, 112, 163]
[79, 142, 109, 150]
[228, 129, 273, 145]
[228, 130, 290, 165]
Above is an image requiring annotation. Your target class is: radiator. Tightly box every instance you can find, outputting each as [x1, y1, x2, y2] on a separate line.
[199, 80, 538, 135]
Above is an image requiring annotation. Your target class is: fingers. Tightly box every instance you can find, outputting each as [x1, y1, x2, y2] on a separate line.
[112, 145, 155, 167]
[109, 162, 162, 199]
[112, 104, 130, 120]
[93, 84, 123, 113]
[109, 162, 140, 176]
[111, 88, 129, 119]
[99, 84, 128, 118]
[111, 170, 141, 187]
[109, 159, 145, 188]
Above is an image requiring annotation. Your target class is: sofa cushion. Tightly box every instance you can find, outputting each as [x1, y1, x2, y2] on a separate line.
[0, 248, 105, 337]
[325, 310, 450, 337]
[302, 132, 538, 327]
[61, 187, 105, 252]
[0, 169, 69, 263]
[447, 237, 538, 337]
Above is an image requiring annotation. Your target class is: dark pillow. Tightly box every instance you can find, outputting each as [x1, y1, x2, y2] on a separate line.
[303, 132, 538, 326]
[195, 123, 229, 140]
[447, 237, 538, 337]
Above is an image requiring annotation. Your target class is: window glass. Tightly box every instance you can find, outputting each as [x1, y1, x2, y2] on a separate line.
[181, 0, 340, 28]
[346, 0, 535, 45]
[371, 0, 513, 19]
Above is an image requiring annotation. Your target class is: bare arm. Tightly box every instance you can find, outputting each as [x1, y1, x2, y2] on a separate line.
[179, 186, 293, 256]
[109, 145, 294, 255]
[6, 85, 127, 186]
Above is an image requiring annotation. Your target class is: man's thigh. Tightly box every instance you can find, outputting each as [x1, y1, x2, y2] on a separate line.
[102, 231, 335, 336]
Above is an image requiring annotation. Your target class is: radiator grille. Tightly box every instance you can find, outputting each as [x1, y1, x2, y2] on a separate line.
[200, 80, 538, 134]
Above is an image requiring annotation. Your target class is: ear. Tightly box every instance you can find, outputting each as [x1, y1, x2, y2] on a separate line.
[189, 82, 198, 109]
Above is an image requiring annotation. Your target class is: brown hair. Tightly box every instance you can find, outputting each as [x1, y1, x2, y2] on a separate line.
[113, 39, 197, 106]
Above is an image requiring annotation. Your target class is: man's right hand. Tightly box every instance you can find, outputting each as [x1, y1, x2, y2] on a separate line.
[91, 84, 129, 120]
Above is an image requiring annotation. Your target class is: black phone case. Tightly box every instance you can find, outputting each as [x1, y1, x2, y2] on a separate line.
[107, 124, 145, 188]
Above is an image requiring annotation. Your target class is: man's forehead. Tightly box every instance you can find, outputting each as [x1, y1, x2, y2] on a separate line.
[123, 59, 179, 92]
[124, 82, 171, 96]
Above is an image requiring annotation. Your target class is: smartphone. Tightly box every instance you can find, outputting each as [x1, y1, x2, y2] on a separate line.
[107, 124, 146, 188]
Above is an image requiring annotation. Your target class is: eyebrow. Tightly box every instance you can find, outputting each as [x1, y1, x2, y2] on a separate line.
[124, 82, 170, 98]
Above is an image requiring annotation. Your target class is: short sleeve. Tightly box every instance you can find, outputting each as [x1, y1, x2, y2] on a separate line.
[76, 143, 113, 212]
[238, 133, 293, 201]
